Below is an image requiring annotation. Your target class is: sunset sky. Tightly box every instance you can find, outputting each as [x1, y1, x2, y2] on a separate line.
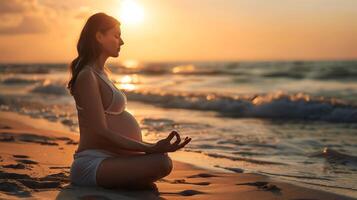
[0, 0, 356, 63]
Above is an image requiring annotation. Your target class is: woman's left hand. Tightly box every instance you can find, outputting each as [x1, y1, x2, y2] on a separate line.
[145, 130, 191, 154]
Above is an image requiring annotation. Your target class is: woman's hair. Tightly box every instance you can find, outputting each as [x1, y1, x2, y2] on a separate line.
[67, 12, 120, 95]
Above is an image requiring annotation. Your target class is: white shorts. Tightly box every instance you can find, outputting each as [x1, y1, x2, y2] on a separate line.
[70, 149, 117, 187]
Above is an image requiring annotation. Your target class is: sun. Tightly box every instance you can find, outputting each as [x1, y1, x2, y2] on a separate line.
[119, 0, 144, 25]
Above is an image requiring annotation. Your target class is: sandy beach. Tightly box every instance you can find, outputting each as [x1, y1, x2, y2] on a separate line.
[1, 0, 357, 199]
[0, 111, 354, 200]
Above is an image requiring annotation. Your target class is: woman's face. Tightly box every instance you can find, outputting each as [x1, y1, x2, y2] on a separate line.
[96, 24, 124, 57]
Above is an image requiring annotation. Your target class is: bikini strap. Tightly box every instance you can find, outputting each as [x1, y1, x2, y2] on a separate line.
[90, 69, 115, 91]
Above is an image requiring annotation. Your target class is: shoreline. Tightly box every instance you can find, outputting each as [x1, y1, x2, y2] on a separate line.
[0, 111, 355, 199]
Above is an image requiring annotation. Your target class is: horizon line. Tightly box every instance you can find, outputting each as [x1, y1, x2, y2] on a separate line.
[0, 58, 356, 65]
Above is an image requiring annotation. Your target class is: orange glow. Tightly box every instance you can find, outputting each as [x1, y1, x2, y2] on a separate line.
[172, 64, 196, 74]
[122, 59, 140, 69]
[0, 0, 356, 63]
[118, 0, 144, 26]
[116, 75, 139, 91]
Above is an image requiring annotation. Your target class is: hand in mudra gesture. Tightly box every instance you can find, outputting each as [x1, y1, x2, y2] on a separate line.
[147, 130, 191, 154]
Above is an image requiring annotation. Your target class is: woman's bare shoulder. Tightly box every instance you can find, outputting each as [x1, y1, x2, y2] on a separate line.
[73, 66, 98, 93]
[76, 66, 96, 82]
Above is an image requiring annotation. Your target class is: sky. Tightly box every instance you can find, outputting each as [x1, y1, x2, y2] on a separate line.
[0, 0, 356, 63]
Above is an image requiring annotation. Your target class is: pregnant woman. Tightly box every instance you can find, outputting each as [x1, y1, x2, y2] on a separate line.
[67, 12, 191, 190]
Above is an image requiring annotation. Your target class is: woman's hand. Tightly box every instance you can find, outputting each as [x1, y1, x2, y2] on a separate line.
[145, 130, 191, 154]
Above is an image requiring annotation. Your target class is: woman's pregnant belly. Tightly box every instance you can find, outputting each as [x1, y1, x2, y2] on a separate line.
[104, 110, 144, 155]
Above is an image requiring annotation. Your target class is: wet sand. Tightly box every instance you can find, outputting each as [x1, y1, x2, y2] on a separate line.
[0, 112, 355, 199]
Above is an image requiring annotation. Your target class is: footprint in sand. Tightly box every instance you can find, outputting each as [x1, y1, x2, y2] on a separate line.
[179, 190, 206, 196]
[187, 173, 220, 178]
[16, 159, 38, 165]
[49, 166, 70, 169]
[236, 181, 281, 195]
[13, 155, 30, 159]
[0, 179, 32, 197]
[214, 165, 244, 173]
[17, 179, 61, 189]
[0, 132, 58, 145]
[2, 163, 26, 169]
[158, 175, 210, 197]
[0, 171, 69, 197]
[0, 132, 79, 146]
[160, 189, 206, 196]
[5, 155, 36, 169]
[160, 178, 211, 186]
[0, 135, 15, 142]
[55, 137, 79, 145]
[66, 140, 79, 145]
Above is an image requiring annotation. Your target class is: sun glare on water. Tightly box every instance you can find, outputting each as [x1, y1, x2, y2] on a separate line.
[118, 0, 144, 25]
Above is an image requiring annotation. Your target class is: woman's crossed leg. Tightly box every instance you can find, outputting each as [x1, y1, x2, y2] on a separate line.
[96, 152, 173, 189]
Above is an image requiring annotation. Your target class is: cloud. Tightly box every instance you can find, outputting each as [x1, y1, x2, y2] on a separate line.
[74, 6, 93, 20]
[0, 0, 101, 35]
[0, 0, 54, 35]
[0, 14, 49, 34]
[0, 0, 37, 14]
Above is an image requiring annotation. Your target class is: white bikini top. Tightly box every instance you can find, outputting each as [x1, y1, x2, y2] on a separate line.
[76, 66, 127, 115]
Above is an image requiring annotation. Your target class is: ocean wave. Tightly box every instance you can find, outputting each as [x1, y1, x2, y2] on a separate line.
[1, 62, 356, 81]
[202, 152, 287, 165]
[310, 67, 357, 80]
[0, 63, 66, 74]
[110, 61, 357, 80]
[124, 90, 357, 123]
[16, 78, 357, 123]
[30, 82, 69, 95]
[309, 147, 357, 166]
[259, 171, 333, 181]
[261, 72, 305, 79]
[261, 68, 357, 80]
[0, 95, 79, 132]
[1, 77, 43, 85]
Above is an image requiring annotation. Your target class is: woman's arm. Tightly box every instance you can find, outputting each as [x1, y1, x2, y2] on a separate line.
[104, 131, 152, 152]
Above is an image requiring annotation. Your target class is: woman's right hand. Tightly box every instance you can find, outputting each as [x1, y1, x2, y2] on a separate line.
[146, 130, 191, 154]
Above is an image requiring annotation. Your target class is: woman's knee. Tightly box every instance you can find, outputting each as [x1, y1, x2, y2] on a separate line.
[156, 153, 173, 177]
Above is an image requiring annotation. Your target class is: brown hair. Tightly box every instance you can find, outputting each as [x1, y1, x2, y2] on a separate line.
[67, 12, 120, 95]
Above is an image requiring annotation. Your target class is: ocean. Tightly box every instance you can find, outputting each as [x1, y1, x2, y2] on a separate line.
[0, 60, 356, 197]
